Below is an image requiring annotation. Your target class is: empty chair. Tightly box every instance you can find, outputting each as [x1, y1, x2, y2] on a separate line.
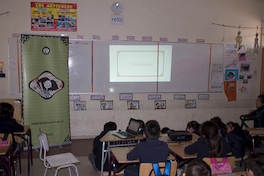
[139, 161, 177, 176]
[38, 131, 80, 176]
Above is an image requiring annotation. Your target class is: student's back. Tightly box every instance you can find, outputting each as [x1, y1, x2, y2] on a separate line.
[226, 122, 245, 158]
[125, 120, 170, 176]
[0, 102, 24, 151]
[184, 121, 231, 159]
[246, 152, 264, 176]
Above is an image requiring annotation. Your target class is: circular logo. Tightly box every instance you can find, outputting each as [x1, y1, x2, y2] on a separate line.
[42, 47, 50, 55]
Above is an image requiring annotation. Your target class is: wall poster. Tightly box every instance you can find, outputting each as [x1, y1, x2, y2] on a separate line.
[31, 2, 77, 32]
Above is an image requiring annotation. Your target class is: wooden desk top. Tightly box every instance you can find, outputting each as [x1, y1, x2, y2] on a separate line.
[100, 131, 144, 143]
[168, 144, 197, 159]
[14, 125, 30, 135]
[110, 147, 175, 164]
[245, 127, 264, 136]
[0, 143, 11, 155]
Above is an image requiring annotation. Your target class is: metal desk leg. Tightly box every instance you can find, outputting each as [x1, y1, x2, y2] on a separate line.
[101, 142, 105, 176]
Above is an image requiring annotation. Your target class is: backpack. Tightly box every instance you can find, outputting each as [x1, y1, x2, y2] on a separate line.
[150, 162, 171, 176]
[210, 157, 232, 175]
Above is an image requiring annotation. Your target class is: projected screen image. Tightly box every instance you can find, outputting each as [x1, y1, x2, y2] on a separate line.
[109, 45, 172, 82]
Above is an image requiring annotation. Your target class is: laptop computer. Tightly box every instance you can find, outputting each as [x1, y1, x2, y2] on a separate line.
[112, 118, 143, 139]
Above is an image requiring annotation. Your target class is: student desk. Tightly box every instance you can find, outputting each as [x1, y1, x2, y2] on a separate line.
[14, 125, 33, 176]
[99, 131, 144, 176]
[245, 127, 264, 152]
[109, 147, 175, 176]
[0, 143, 13, 176]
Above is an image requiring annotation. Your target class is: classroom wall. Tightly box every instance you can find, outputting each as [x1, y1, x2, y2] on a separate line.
[0, 0, 263, 139]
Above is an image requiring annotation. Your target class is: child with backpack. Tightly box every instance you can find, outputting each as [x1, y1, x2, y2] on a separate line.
[125, 120, 170, 176]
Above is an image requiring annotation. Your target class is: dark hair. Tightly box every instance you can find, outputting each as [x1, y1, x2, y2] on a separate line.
[161, 127, 170, 134]
[0, 102, 14, 118]
[187, 121, 200, 132]
[201, 121, 223, 157]
[184, 159, 211, 176]
[144, 120, 160, 140]
[103, 122, 117, 131]
[258, 94, 264, 104]
[210, 116, 227, 138]
[246, 152, 264, 176]
[226, 121, 241, 130]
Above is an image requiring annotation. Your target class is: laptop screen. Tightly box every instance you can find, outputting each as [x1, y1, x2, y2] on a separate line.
[126, 118, 142, 135]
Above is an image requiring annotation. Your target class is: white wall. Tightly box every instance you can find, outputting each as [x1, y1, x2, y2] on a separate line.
[0, 0, 263, 139]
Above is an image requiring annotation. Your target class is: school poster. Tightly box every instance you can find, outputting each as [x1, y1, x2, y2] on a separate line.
[31, 2, 77, 32]
[21, 34, 70, 146]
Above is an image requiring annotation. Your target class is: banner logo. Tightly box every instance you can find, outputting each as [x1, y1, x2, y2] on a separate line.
[29, 71, 64, 99]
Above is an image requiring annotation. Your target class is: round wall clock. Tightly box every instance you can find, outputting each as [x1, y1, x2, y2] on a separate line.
[111, 2, 123, 15]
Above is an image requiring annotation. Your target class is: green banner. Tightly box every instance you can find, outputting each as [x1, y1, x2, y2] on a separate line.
[21, 34, 70, 146]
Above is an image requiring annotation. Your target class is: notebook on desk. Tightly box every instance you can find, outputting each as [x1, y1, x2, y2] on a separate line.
[112, 118, 142, 139]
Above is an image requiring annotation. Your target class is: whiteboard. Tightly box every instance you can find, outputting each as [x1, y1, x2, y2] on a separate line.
[68, 40, 223, 93]
[69, 40, 92, 93]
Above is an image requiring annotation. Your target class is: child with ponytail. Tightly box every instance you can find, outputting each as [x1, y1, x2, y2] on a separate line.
[184, 121, 231, 159]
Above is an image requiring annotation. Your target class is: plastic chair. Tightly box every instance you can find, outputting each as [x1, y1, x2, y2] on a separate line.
[139, 161, 177, 176]
[38, 131, 80, 176]
[203, 156, 236, 170]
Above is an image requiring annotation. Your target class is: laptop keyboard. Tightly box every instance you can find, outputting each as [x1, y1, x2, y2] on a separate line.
[116, 131, 136, 138]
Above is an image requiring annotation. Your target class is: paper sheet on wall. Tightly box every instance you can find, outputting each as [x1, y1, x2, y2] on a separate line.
[224, 57, 239, 69]
[224, 81, 237, 101]
[210, 64, 223, 83]
[225, 44, 237, 56]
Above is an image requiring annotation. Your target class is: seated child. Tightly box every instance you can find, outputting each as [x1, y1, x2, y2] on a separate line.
[183, 159, 211, 176]
[186, 121, 200, 136]
[125, 120, 170, 176]
[226, 121, 245, 158]
[246, 152, 264, 176]
[89, 121, 117, 171]
[184, 121, 231, 159]
[210, 116, 227, 139]
[0, 102, 24, 152]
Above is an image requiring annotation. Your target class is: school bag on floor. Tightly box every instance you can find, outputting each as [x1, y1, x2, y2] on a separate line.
[150, 162, 171, 176]
[210, 157, 232, 175]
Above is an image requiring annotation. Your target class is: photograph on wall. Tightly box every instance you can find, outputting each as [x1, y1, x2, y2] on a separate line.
[238, 53, 246, 61]
[155, 100, 166, 109]
[100, 101, 113, 110]
[31, 2, 77, 32]
[225, 69, 238, 81]
[74, 101, 86, 111]
[127, 101, 139, 110]
[185, 100, 196, 109]
[240, 62, 252, 74]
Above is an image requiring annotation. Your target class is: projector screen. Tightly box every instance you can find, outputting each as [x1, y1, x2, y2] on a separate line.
[109, 45, 172, 82]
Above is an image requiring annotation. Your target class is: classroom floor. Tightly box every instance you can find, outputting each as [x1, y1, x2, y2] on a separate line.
[17, 139, 246, 176]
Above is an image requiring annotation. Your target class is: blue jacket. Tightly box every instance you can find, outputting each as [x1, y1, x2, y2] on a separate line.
[227, 129, 245, 158]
